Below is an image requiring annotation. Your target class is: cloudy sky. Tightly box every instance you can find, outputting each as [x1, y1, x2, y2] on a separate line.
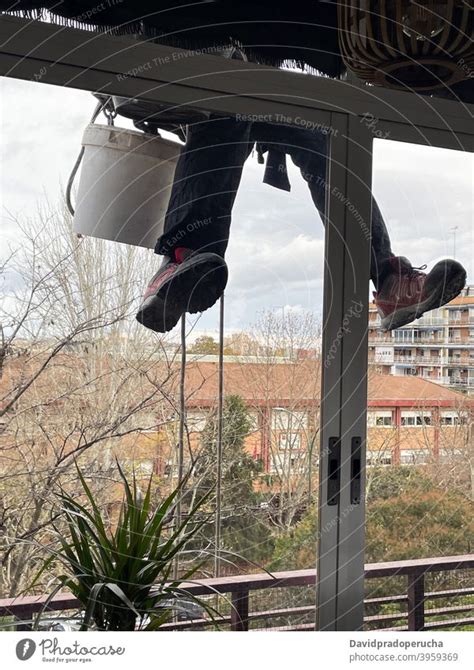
[1, 77, 472, 336]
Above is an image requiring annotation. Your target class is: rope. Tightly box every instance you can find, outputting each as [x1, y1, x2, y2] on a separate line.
[214, 294, 225, 578]
[174, 314, 186, 580]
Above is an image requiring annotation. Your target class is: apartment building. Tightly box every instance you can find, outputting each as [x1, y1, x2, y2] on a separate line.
[2, 346, 472, 504]
[150, 359, 473, 477]
[369, 284, 474, 394]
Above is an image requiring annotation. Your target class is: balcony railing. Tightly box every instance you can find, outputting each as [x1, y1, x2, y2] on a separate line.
[440, 377, 473, 387]
[369, 338, 446, 345]
[392, 356, 441, 365]
[369, 336, 474, 346]
[390, 356, 474, 366]
[1, 555, 472, 632]
[369, 316, 472, 328]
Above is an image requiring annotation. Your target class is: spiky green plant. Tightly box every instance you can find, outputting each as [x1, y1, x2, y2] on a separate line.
[35, 462, 213, 631]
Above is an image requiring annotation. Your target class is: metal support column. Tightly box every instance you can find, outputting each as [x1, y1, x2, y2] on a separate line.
[316, 114, 373, 631]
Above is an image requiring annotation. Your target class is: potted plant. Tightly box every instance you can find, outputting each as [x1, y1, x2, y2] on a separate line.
[34, 462, 214, 631]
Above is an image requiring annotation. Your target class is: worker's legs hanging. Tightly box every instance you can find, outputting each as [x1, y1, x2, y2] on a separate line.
[137, 116, 252, 333]
[254, 122, 466, 331]
[137, 119, 466, 334]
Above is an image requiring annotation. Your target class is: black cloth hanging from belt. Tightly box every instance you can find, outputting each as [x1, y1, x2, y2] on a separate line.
[256, 143, 292, 192]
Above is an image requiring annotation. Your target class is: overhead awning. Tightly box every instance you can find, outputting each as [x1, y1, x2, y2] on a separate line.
[0, 1, 344, 75]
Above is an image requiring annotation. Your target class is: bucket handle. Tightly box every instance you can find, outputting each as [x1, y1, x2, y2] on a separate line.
[66, 97, 114, 218]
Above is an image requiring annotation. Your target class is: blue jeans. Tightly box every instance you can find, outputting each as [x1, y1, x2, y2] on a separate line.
[156, 116, 393, 286]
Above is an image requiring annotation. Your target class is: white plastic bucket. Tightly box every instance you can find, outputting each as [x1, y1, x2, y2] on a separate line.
[73, 124, 181, 249]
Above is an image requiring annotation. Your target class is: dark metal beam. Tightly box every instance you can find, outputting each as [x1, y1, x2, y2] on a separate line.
[1, 15, 473, 149]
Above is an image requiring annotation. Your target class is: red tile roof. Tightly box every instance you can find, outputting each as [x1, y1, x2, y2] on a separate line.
[180, 360, 472, 408]
[445, 295, 474, 307]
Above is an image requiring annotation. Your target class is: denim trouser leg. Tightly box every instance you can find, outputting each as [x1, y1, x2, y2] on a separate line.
[156, 118, 393, 286]
[252, 123, 393, 287]
[156, 116, 252, 258]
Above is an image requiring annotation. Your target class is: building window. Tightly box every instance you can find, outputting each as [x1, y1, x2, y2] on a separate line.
[394, 330, 412, 342]
[439, 448, 464, 463]
[368, 411, 393, 427]
[440, 411, 467, 426]
[272, 409, 308, 430]
[367, 451, 392, 466]
[278, 433, 302, 451]
[395, 349, 412, 359]
[374, 347, 393, 363]
[401, 411, 432, 426]
[186, 411, 209, 432]
[271, 452, 305, 474]
[400, 449, 430, 465]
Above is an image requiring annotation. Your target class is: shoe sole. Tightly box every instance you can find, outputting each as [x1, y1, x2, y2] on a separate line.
[136, 254, 228, 333]
[381, 265, 466, 331]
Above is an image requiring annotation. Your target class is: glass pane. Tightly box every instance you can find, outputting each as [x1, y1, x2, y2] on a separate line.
[1, 89, 326, 631]
[366, 139, 473, 629]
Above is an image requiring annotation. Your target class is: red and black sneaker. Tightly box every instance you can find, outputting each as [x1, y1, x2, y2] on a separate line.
[374, 256, 466, 331]
[136, 248, 228, 333]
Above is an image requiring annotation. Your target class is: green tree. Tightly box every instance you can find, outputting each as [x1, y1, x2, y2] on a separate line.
[366, 464, 432, 503]
[195, 395, 272, 566]
[271, 467, 474, 570]
[271, 504, 318, 570]
[365, 469, 474, 562]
